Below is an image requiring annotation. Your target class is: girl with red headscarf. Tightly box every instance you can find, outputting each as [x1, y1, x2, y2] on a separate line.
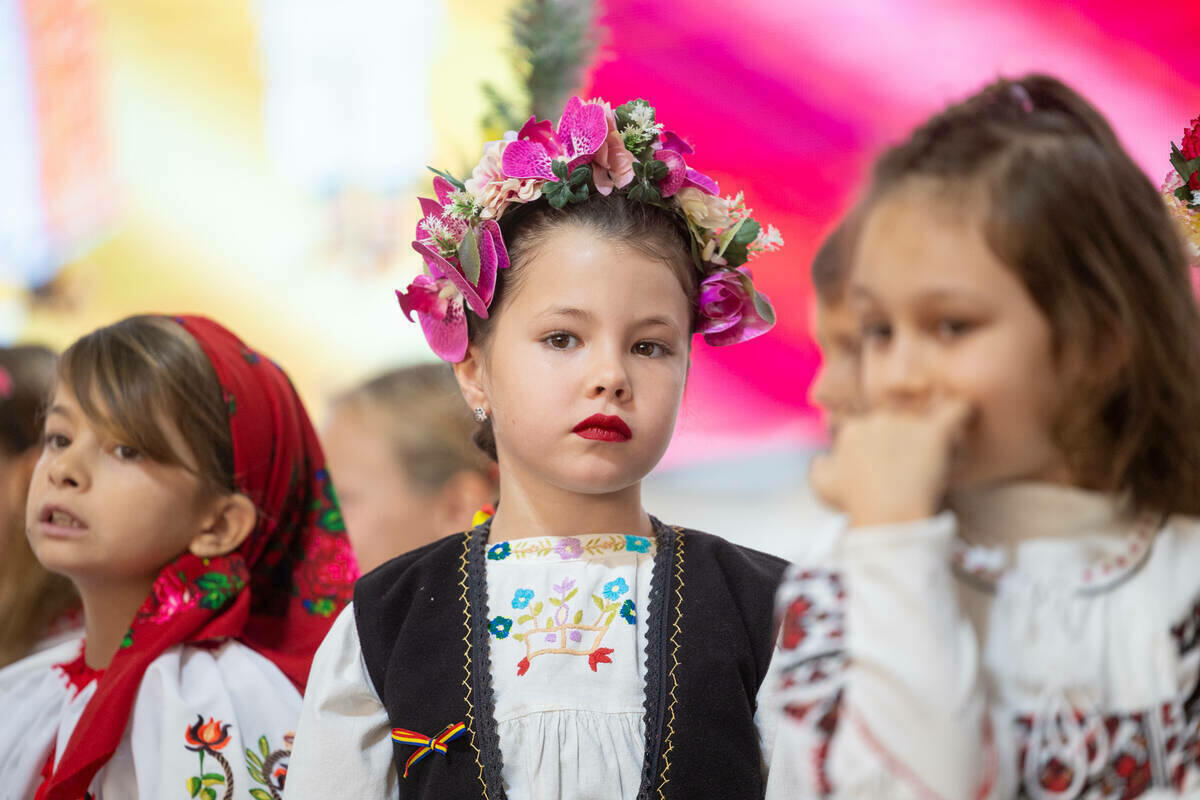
[0, 315, 357, 798]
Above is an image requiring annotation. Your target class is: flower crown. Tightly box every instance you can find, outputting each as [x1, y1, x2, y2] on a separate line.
[1163, 113, 1200, 268]
[396, 96, 782, 362]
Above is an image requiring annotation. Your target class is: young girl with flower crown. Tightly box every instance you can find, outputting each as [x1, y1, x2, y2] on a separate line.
[0, 315, 357, 799]
[767, 75, 1200, 799]
[286, 96, 788, 798]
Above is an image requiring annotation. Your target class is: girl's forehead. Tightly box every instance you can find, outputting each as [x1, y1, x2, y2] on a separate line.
[507, 229, 691, 322]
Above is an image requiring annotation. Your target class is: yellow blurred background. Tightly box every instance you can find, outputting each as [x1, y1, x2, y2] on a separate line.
[19, 0, 521, 417]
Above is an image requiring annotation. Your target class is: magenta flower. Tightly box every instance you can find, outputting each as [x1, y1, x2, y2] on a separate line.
[696, 268, 775, 346]
[142, 570, 197, 624]
[654, 132, 719, 198]
[404, 176, 510, 362]
[501, 97, 609, 182]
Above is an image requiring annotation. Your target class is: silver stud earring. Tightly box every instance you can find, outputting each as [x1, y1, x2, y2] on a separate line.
[473, 407, 488, 423]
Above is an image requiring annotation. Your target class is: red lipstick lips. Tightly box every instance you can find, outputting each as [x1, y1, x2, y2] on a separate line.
[573, 414, 633, 443]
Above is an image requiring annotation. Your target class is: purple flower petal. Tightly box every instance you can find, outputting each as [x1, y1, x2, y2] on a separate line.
[412, 241, 489, 318]
[660, 130, 694, 155]
[432, 176, 456, 206]
[395, 276, 448, 322]
[501, 139, 558, 181]
[655, 149, 687, 198]
[418, 294, 469, 361]
[475, 220, 508, 309]
[696, 268, 774, 347]
[569, 631, 583, 642]
[517, 115, 557, 151]
[415, 197, 446, 241]
[682, 168, 720, 196]
[556, 96, 608, 167]
[545, 633, 557, 643]
[475, 226, 498, 307]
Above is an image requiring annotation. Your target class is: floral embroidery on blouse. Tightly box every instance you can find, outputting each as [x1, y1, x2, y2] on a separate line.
[246, 732, 293, 800]
[489, 573, 640, 676]
[485, 533, 656, 562]
[183, 715, 293, 800]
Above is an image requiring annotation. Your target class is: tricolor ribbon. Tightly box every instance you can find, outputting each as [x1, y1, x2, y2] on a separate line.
[391, 721, 468, 777]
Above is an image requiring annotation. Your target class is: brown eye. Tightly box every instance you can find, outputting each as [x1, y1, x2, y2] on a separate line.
[936, 319, 973, 340]
[544, 333, 578, 350]
[114, 444, 142, 461]
[632, 341, 668, 358]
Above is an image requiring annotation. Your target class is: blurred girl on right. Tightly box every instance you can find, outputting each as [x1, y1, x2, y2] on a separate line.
[770, 75, 1200, 798]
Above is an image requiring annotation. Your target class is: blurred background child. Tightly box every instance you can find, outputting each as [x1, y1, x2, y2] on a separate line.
[771, 74, 1200, 798]
[0, 345, 79, 668]
[323, 363, 497, 573]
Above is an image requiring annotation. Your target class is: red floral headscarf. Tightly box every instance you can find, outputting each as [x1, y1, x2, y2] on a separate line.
[40, 315, 358, 799]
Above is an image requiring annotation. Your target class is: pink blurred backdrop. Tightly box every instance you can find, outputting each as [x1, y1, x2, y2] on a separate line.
[584, 0, 1200, 464]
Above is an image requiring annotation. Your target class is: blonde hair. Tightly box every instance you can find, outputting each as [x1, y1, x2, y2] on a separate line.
[331, 363, 494, 489]
[0, 345, 78, 667]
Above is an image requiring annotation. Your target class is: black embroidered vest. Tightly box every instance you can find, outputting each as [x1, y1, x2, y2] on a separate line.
[354, 519, 786, 799]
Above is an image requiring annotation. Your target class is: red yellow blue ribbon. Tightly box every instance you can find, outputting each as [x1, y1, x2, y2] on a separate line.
[391, 721, 468, 777]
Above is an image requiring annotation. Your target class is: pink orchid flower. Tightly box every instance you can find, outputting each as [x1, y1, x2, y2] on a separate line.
[396, 272, 469, 362]
[501, 96, 609, 182]
[654, 132, 719, 198]
[403, 176, 510, 362]
[696, 267, 774, 346]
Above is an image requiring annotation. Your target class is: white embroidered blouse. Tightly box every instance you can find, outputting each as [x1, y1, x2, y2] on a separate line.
[0, 638, 301, 799]
[765, 482, 1200, 800]
[286, 531, 781, 798]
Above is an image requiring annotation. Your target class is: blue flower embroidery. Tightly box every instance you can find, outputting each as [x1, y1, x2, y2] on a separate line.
[603, 578, 629, 601]
[512, 588, 535, 609]
[620, 599, 636, 624]
[489, 616, 513, 639]
[626, 535, 651, 553]
[487, 542, 511, 561]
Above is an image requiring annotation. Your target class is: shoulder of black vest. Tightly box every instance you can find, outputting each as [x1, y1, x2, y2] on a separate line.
[353, 532, 470, 702]
[671, 527, 789, 678]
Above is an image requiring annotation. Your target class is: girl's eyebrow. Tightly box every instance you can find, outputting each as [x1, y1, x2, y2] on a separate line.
[637, 316, 682, 332]
[537, 306, 594, 322]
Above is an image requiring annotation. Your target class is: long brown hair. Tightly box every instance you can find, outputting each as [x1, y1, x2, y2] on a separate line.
[467, 191, 698, 460]
[57, 315, 235, 495]
[0, 345, 77, 667]
[867, 73, 1200, 515]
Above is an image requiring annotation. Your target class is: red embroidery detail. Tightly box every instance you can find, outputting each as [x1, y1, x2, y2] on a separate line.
[848, 705, 950, 800]
[53, 646, 103, 698]
[587, 647, 614, 671]
[781, 596, 813, 650]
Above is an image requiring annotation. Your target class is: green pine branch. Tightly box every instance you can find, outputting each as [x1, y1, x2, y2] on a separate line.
[483, 0, 602, 131]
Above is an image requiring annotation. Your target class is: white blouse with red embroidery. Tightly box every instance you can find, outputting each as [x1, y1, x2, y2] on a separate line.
[0, 638, 301, 798]
[765, 482, 1200, 800]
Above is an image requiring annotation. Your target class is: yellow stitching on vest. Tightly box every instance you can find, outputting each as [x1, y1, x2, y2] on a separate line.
[658, 527, 685, 798]
[459, 534, 489, 794]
